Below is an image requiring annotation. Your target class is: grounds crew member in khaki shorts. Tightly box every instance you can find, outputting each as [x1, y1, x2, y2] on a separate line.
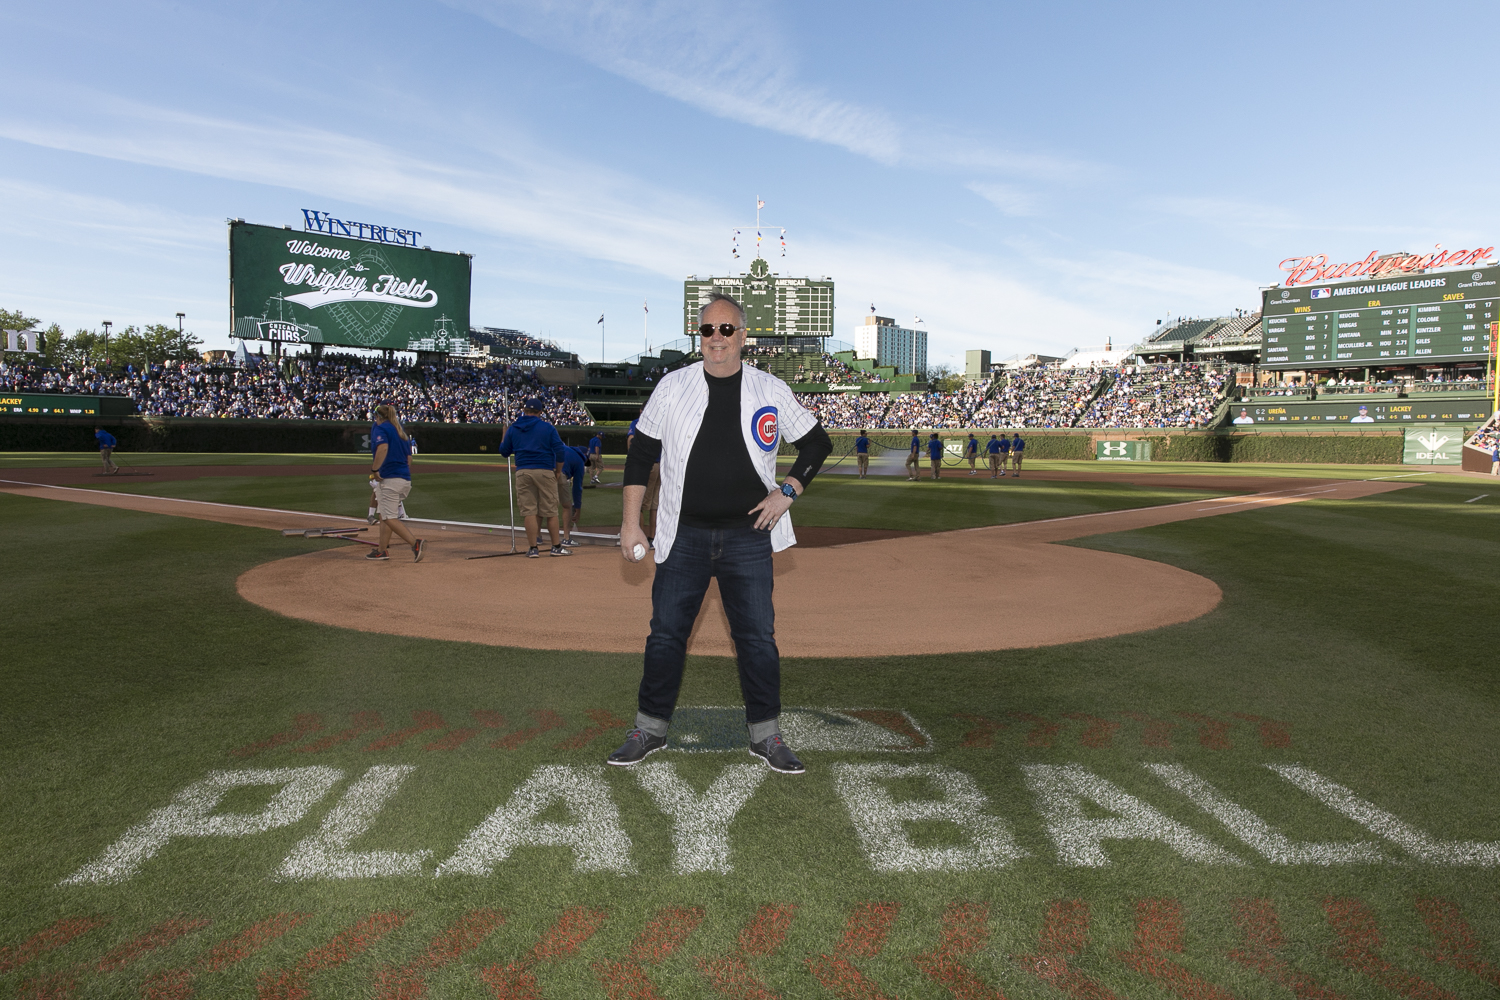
[368, 403, 425, 562]
[499, 397, 571, 558]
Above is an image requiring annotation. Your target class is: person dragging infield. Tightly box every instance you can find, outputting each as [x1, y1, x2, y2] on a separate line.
[609, 293, 832, 774]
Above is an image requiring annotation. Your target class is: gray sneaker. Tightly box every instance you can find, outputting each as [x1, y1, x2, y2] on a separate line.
[606, 728, 667, 765]
[749, 732, 805, 774]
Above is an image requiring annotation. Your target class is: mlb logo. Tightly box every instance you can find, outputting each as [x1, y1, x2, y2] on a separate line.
[1311, 288, 1332, 299]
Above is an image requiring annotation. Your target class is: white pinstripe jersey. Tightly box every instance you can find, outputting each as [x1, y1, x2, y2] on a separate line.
[635, 361, 817, 562]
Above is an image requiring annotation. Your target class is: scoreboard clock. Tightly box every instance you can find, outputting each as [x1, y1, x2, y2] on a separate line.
[1261, 267, 1497, 367]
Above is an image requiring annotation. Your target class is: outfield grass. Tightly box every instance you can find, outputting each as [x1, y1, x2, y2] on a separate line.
[1, 475, 1498, 997]
[55, 468, 1243, 533]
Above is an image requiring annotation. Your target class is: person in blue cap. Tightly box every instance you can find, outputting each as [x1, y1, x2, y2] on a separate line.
[854, 428, 870, 478]
[905, 428, 921, 481]
[499, 397, 570, 558]
[94, 425, 119, 475]
[588, 429, 604, 484]
[927, 432, 943, 479]
[986, 433, 1002, 478]
[1010, 432, 1025, 477]
[964, 432, 979, 475]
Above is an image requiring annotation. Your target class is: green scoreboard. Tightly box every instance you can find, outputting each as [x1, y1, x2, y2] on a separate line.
[684, 257, 834, 344]
[1261, 266, 1498, 368]
[230, 221, 472, 353]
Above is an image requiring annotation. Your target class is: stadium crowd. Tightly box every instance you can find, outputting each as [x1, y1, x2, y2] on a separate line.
[0, 355, 590, 426]
[968, 368, 1105, 428]
[1076, 364, 1228, 429]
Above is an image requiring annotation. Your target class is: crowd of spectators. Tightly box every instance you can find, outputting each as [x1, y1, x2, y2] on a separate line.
[881, 381, 989, 429]
[1467, 414, 1499, 455]
[0, 354, 592, 426]
[969, 368, 1105, 428]
[1076, 364, 1228, 429]
[793, 391, 891, 429]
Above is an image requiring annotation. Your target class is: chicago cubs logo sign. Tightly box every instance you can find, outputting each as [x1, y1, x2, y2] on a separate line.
[751, 406, 779, 451]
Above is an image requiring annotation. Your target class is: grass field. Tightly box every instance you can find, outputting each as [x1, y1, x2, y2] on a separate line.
[2, 458, 1498, 998]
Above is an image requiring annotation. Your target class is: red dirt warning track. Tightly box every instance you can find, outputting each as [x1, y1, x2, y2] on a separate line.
[0, 473, 1408, 656]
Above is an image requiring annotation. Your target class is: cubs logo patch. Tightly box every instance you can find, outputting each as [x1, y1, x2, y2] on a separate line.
[751, 405, 778, 451]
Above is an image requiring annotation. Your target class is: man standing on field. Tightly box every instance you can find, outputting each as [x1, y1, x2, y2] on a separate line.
[927, 432, 943, 479]
[608, 293, 832, 774]
[986, 433, 1002, 478]
[498, 398, 571, 558]
[1010, 431, 1025, 477]
[905, 429, 921, 480]
[94, 426, 119, 475]
[855, 428, 870, 478]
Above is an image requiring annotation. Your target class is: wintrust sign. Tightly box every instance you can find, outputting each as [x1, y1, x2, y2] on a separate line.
[1279, 246, 1495, 286]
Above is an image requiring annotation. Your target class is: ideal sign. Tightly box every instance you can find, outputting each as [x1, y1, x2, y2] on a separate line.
[1402, 425, 1465, 465]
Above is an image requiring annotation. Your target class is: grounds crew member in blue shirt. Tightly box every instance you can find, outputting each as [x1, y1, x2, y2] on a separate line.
[855, 429, 870, 478]
[499, 397, 571, 558]
[558, 444, 588, 546]
[998, 432, 1012, 473]
[93, 426, 119, 475]
[368, 403, 425, 562]
[906, 429, 922, 480]
[986, 434, 1002, 478]
[588, 431, 604, 484]
[1010, 432, 1025, 477]
[965, 432, 979, 475]
[608, 293, 833, 775]
[927, 432, 943, 480]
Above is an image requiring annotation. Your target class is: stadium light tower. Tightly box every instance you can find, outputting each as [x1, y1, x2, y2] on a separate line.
[101, 320, 111, 361]
[176, 312, 185, 334]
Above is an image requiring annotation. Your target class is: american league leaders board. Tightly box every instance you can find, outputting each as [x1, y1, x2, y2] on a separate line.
[1261, 266, 1497, 368]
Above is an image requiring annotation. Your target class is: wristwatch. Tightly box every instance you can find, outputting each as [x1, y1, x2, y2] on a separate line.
[779, 481, 798, 501]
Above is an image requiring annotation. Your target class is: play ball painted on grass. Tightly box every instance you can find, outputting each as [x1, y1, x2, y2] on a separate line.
[632, 543, 647, 561]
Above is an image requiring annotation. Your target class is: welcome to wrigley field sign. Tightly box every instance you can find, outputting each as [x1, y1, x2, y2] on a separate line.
[229, 219, 472, 353]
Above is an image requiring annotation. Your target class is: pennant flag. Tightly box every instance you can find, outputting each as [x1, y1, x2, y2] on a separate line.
[757, 200, 765, 210]
[597, 315, 604, 324]
[643, 301, 649, 314]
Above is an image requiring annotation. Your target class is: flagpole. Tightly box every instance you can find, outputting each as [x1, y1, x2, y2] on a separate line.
[644, 301, 649, 355]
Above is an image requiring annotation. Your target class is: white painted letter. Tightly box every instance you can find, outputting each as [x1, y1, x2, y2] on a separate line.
[1144, 763, 1382, 864]
[278, 765, 430, 879]
[1022, 764, 1243, 867]
[633, 762, 764, 875]
[834, 763, 1027, 872]
[1269, 764, 1500, 865]
[61, 767, 343, 886]
[436, 765, 633, 875]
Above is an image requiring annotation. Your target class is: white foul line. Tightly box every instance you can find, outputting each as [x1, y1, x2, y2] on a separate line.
[1466, 495, 1490, 503]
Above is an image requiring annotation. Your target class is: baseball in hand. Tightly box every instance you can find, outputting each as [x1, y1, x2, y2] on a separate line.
[632, 543, 647, 561]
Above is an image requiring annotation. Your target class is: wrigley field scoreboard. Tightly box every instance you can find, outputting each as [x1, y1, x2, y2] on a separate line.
[684, 257, 834, 344]
[1261, 267, 1497, 368]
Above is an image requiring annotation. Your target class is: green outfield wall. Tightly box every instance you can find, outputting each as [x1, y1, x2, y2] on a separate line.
[0, 416, 1425, 465]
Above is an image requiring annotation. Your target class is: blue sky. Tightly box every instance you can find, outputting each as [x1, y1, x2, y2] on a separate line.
[2, 0, 1496, 367]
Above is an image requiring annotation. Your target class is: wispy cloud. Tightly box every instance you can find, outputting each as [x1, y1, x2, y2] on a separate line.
[0, 83, 1138, 356]
[968, 181, 1041, 217]
[441, 0, 1090, 180]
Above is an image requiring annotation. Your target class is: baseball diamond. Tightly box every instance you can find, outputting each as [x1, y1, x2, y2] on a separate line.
[2, 450, 1497, 1000]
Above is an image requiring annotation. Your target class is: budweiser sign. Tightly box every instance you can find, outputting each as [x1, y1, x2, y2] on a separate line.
[1279, 246, 1494, 286]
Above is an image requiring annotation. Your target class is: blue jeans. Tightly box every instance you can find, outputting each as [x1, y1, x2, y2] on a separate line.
[640, 525, 780, 725]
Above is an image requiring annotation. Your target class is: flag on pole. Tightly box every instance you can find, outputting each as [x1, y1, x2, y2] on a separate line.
[643, 301, 648, 314]
[757, 200, 765, 210]
[597, 314, 604, 324]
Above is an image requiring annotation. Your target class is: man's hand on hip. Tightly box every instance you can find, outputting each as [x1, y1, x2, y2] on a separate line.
[748, 483, 798, 531]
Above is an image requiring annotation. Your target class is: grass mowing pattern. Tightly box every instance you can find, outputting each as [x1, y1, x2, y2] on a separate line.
[61, 467, 1239, 533]
[1, 478, 1497, 997]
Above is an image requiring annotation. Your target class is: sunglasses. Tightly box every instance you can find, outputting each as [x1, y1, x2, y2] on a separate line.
[698, 323, 743, 338]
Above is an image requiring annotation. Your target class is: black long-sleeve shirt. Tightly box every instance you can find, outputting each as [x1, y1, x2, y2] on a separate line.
[624, 368, 833, 528]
